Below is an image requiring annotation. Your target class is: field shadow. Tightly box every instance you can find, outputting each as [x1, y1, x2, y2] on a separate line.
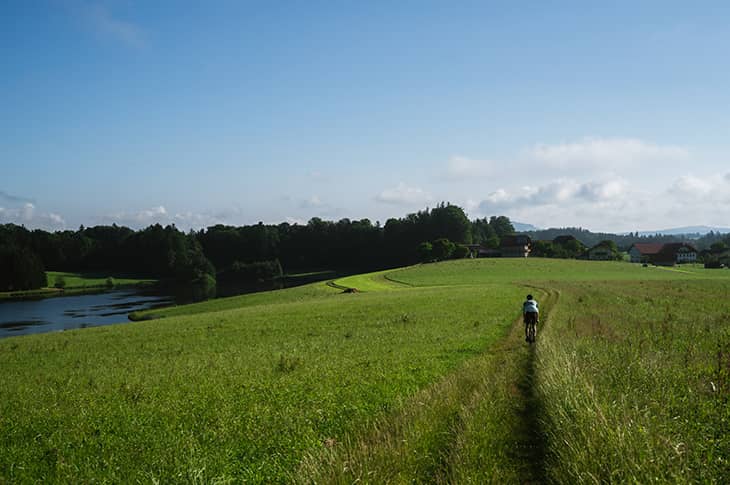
[514, 343, 548, 483]
[508, 288, 558, 484]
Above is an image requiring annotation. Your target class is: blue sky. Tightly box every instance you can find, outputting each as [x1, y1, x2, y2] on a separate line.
[2, 1, 729, 232]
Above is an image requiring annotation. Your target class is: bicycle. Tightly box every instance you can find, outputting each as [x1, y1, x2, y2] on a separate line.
[525, 313, 538, 343]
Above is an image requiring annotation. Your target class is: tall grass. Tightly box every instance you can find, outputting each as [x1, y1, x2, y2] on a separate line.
[536, 280, 730, 483]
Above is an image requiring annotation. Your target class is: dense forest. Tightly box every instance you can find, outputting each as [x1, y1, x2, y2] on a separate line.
[0, 204, 498, 292]
[2, 202, 729, 293]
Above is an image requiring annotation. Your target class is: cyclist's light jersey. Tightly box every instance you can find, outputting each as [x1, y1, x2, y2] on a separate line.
[523, 299, 539, 313]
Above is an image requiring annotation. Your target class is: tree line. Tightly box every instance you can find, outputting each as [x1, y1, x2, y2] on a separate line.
[524, 227, 728, 252]
[0, 203, 515, 292]
[7, 204, 727, 293]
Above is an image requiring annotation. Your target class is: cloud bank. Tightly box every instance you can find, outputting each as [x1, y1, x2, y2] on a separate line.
[0, 203, 66, 230]
[376, 183, 432, 206]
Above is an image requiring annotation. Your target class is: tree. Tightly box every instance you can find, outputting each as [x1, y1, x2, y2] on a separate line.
[472, 218, 499, 248]
[711, 241, 728, 253]
[489, 216, 515, 239]
[0, 245, 46, 291]
[452, 244, 470, 259]
[432, 238, 455, 261]
[430, 203, 472, 243]
[531, 240, 555, 258]
[416, 241, 433, 263]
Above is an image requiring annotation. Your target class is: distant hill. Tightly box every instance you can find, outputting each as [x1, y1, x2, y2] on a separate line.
[512, 222, 540, 232]
[633, 226, 730, 237]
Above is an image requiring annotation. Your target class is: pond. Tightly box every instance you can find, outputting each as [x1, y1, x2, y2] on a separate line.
[0, 289, 174, 338]
[0, 271, 342, 339]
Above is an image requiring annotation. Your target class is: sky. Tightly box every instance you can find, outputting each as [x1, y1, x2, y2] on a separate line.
[2, 1, 730, 233]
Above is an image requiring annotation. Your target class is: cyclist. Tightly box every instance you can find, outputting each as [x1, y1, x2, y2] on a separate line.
[523, 294, 539, 342]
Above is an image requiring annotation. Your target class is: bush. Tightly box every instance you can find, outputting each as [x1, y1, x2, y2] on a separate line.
[105, 276, 115, 288]
[417, 242, 433, 263]
[54, 275, 67, 289]
[432, 238, 455, 261]
[219, 259, 283, 285]
[452, 244, 470, 259]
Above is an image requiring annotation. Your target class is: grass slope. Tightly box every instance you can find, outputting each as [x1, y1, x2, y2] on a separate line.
[1, 258, 729, 483]
[0, 280, 522, 482]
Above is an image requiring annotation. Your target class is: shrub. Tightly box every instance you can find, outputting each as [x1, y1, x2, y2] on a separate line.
[452, 244, 470, 259]
[416, 242, 433, 263]
[54, 275, 66, 289]
[432, 238, 455, 261]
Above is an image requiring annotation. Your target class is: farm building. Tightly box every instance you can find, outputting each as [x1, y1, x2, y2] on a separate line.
[553, 235, 580, 246]
[628, 243, 664, 263]
[587, 242, 616, 260]
[652, 243, 698, 266]
[499, 235, 532, 257]
[628, 242, 697, 265]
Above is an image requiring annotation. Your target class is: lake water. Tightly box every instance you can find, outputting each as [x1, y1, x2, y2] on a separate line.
[0, 271, 342, 339]
[0, 290, 174, 338]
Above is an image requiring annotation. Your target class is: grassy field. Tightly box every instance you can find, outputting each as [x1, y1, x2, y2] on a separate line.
[46, 271, 156, 289]
[537, 279, 730, 482]
[1, 258, 729, 482]
[0, 272, 156, 300]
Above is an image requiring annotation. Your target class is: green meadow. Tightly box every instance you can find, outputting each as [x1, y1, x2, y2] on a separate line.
[0, 272, 156, 300]
[1, 259, 728, 482]
[45, 271, 156, 289]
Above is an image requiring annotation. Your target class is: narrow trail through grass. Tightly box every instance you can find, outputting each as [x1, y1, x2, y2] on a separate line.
[298, 283, 559, 483]
[509, 287, 559, 484]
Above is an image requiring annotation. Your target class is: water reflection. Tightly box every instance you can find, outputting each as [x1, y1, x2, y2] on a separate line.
[0, 290, 174, 338]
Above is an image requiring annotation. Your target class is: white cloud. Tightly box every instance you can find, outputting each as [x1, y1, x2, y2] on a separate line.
[375, 183, 433, 206]
[668, 175, 713, 200]
[576, 179, 628, 202]
[527, 137, 689, 168]
[101, 205, 170, 227]
[472, 170, 730, 232]
[0, 203, 66, 230]
[478, 178, 629, 214]
[301, 195, 324, 208]
[445, 155, 494, 179]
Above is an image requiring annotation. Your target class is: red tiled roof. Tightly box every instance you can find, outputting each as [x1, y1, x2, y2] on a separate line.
[631, 243, 664, 255]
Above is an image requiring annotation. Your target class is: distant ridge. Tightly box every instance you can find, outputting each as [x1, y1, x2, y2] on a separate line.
[512, 221, 540, 232]
[632, 226, 730, 237]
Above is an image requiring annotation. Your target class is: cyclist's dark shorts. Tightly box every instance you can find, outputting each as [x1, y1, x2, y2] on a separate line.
[524, 312, 538, 325]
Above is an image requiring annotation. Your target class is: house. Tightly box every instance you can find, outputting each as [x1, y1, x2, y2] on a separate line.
[652, 243, 698, 266]
[553, 235, 580, 246]
[478, 247, 502, 258]
[499, 235, 531, 257]
[587, 242, 615, 261]
[628, 242, 698, 265]
[628, 243, 664, 263]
